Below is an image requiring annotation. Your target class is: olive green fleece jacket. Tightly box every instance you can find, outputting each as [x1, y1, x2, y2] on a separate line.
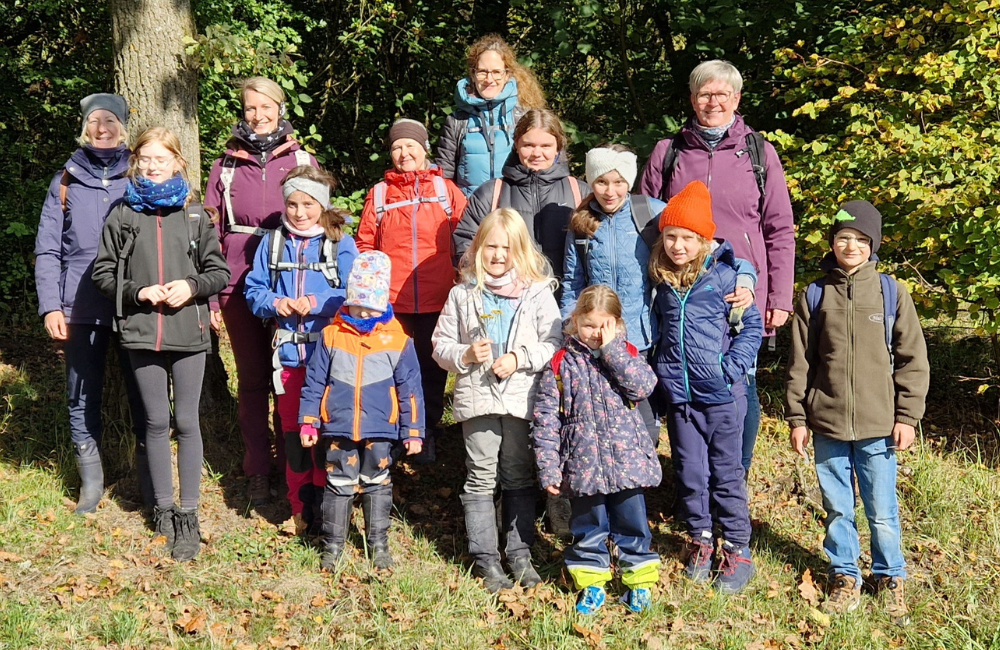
[785, 256, 929, 440]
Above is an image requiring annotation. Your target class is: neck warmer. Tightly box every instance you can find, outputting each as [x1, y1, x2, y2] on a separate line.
[339, 303, 395, 334]
[125, 174, 190, 213]
[281, 215, 325, 238]
[695, 115, 736, 149]
[233, 119, 294, 158]
[84, 144, 129, 167]
[483, 269, 526, 299]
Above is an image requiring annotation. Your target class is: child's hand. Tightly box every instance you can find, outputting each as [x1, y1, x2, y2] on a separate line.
[210, 310, 223, 332]
[599, 317, 617, 348]
[404, 439, 424, 455]
[163, 279, 194, 308]
[491, 353, 517, 379]
[276, 297, 297, 317]
[725, 286, 754, 310]
[544, 484, 561, 496]
[789, 426, 810, 459]
[293, 296, 312, 316]
[462, 339, 493, 365]
[299, 423, 318, 448]
[892, 422, 916, 451]
[139, 284, 168, 305]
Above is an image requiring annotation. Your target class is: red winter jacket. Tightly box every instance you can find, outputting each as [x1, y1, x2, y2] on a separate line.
[356, 166, 466, 314]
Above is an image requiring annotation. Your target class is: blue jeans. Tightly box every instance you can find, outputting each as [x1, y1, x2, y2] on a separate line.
[741, 372, 760, 474]
[813, 435, 906, 581]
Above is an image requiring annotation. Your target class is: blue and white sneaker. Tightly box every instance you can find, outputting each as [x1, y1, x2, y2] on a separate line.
[713, 541, 755, 594]
[620, 587, 652, 612]
[575, 585, 607, 615]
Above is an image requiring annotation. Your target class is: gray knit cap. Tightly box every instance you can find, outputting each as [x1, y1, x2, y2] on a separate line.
[80, 93, 129, 126]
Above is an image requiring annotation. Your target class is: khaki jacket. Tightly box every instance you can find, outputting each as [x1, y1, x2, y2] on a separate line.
[785, 257, 929, 440]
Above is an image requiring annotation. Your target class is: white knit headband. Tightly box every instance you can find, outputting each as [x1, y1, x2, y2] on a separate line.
[585, 148, 638, 189]
[282, 177, 331, 209]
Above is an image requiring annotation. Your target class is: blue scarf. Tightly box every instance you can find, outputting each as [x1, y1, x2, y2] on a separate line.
[125, 174, 190, 213]
[339, 304, 394, 334]
[695, 115, 736, 149]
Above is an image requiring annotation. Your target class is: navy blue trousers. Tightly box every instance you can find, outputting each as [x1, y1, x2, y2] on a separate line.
[666, 398, 751, 547]
[324, 438, 395, 497]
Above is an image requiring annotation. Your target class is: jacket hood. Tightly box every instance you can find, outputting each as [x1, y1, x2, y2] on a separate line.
[679, 113, 753, 152]
[455, 77, 518, 111]
[709, 238, 738, 268]
[501, 153, 572, 186]
[67, 146, 131, 183]
[382, 164, 445, 186]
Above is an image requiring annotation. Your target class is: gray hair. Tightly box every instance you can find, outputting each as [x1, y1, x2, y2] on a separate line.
[689, 60, 743, 95]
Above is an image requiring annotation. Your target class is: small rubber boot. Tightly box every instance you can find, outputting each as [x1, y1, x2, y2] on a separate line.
[320, 490, 353, 570]
[461, 493, 513, 593]
[361, 487, 394, 569]
[152, 505, 176, 550]
[74, 441, 104, 515]
[502, 488, 541, 587]
[134, 442, 155, 511]
[308, 484, 325, 537]
[172, 508, 202, 562]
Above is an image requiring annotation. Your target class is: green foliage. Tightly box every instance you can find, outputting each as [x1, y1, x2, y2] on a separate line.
[773, 0, 1000, 331]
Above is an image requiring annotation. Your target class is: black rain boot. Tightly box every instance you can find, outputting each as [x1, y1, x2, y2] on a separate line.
[172, 508, 202, 562]
[308, 484, 325, 537]
[320, 490, 353, 570]
[134, 442, 155, 511]
[152, 505, 176, 550]
[74, 442, 104, 515]
[461, 493, 513, 593]
[361, 487, 394, 569]
[502, 488, 542, 587]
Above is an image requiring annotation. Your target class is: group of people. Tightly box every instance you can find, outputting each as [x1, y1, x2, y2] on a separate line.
[34, 34, 928, 623]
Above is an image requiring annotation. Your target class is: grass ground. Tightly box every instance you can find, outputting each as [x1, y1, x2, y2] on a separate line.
[1, 317, 1000, 649]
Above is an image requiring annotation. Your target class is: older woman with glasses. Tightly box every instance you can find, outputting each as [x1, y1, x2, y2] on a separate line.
[639, 60, 795, 478]
[437, 34, 546, 197]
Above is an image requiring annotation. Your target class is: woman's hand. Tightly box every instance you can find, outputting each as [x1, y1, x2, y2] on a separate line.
[599, 317, 617, 348]
[44, 311, 68, 341]
[276, 297, 297, 317]
[462, 339, 493, 365]
[163, 280, 194, 308]
[138, 284, 168, 305]
[491, 353, 517, 380]
[725, 286, 754, 310]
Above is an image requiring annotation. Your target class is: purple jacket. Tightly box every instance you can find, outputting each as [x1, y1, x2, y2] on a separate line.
[204, 137, 317, 297]
[532, 335, 661, 498]
[34, 146, 131, 325]
[639, 115, 795, 330]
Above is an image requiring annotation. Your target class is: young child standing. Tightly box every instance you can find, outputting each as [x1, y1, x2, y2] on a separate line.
[244, 165, 359, 535]
[533, 285, 661, 614]
[785, 200, 928, 625]
[431, 208, 562, 593]
[298, 251, 424, 570]
[648, 181, 762, 593]
[92, 127, 230, 562]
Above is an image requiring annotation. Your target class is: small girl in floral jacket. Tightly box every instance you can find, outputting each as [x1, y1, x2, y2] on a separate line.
[532, 284, 661, 615]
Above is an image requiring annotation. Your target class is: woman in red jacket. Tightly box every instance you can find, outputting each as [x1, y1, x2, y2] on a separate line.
[355, 119, 466, 463]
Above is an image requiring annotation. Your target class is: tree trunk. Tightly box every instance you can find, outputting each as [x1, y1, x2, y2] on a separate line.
[109, 0, 201, 190]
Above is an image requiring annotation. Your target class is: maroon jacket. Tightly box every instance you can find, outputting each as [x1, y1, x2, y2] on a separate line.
[640, 115, 795, 331]
[204, 138, 316, 297]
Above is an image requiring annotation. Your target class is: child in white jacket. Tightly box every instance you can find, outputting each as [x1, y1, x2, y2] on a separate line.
[432, 208, 562, 593]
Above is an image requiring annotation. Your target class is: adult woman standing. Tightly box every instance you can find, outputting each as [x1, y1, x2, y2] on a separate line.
[639, 60, 795, 475]
[204, 77, 317, 505]
[437, 34, 546, 197]
[454, 109, 589, 282]
[34, 93, 148, 515]
[355, 119, 466, 463]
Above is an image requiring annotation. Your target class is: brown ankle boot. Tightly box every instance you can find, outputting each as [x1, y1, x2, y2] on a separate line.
[821, 574, 862, 614]
[876, 576, 910, 626]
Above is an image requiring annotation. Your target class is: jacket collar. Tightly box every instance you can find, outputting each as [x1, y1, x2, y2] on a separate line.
[455, 77, 518, 112]
[821, 253, 880, 282]
[501, 153, 571, 185]
[382, 164, 444, 187]
[66, 146, 130, 184]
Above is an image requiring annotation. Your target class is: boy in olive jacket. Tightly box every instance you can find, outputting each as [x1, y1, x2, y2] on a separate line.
[785, 200, 928, 626]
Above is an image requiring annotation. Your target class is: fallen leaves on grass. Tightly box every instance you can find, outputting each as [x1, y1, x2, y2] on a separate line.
[807, 607, 831, 627]
[573, 622, 603, 648]
[310, 593, 328, 608]
[745, 641, 782, 650]
[0, 551, 22, 562]
[798, 569, 821, 607]
[175, 607, 207, 635]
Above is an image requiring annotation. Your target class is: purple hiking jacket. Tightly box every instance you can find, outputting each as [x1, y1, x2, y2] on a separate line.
[34, 146, 131, 325]
[639, 114, 795, 332]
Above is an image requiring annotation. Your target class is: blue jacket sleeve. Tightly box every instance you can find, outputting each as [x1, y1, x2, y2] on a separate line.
[394, 338, 425, 440]
[560, 228, 586, 319]
[299, 332, 330, 425]
[723, 303, 763, 383]
[244, 232, 282, 319]
[310, 236, 358, 317]
[34, 172, 66, 316]
[531, 364, 564, 490]
[732, 256, 758, 289]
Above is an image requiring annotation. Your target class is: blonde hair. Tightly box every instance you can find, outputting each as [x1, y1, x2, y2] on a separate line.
[281, 165, 347, 242]
[77, 114, 129, 147]
[565, 285, 626, 337]
[648, 231, 713, 290]
[240, 77, 286, 107]
[461, 208, 552, 290]
[465, 34, 546, 110]
[513, 109, 568, 154]
[569, 143, 632, 237]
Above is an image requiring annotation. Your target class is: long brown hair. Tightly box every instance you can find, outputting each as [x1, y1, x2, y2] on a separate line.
[565, 285, 626, 337]
[648, 231, 713, 290]
[281, 165, 347, 242]
[568, 143, 632, 237]
[465, 35, 546, 110]
[512, 109, 568, 154]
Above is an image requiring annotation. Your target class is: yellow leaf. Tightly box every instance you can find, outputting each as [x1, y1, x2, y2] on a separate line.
[808, 607, 831, 627]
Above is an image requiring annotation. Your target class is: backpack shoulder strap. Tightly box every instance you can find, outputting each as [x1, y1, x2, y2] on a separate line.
[630, 194, 659, 251]
[432, 175, 453, 217]
[658, 133, 683, 199]
[321, 237, 340, 288]
[805, 278, 825, 321]
[59, 170, 70, 212]
[566, 177, 582, 209]
[879, 273, 898, 361]
[219, 155, 237, 229]
[551, 348, 567, 414]
[115, 208, 140, 320]
[490, 178, 504, 211]
[293, 149, 311, 167]
[185, 202, 204, 272]
[268, 226, 288, 291]
[745, 132, 768, 214]
[373, 181, 389, 224]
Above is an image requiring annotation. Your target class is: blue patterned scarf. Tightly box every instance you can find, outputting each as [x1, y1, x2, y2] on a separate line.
[339, 304, 394, 334]
[125, 174, 190, 213]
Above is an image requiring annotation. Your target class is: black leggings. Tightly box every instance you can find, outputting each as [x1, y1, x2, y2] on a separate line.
[129, 349, 206, 509]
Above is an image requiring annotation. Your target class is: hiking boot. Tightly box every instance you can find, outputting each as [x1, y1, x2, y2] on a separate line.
[685, 533, 714, 584]
[508, 555, 542, 588]
[876, 576, 910, 626]
[172, 508, 202, 562]
[361, 488, 394, 570]
[713, 541, 755, 594]
[152, 505, 176, 550]
[821, 574, 862, 614]
[247, 474, 271, 506]
[620, 587, 653, 613]
[576, 585, 607, 615]
[74, 442, 104, 515]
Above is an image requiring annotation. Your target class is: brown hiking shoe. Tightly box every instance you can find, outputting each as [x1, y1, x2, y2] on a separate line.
[248, 474, 271, 506]
[877, 576, 911, 626]
[821, 574, 862, 614]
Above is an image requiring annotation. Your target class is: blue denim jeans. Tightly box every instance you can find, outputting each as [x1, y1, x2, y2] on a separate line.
[741, 372, 760, 474]
[813, 435, 906, 581]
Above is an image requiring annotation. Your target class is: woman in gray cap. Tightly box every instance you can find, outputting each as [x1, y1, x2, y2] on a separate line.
[34, 93, 149, 515]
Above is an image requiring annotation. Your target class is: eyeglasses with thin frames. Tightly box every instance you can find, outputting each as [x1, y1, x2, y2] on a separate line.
[695, 91, 733, 104]
[833, 234, 872, 247]
[475, 69, 507, 81]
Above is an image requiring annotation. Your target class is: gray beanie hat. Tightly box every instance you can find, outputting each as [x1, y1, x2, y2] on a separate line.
[80, 93, 129, 126]
[829, 200, 882, 255]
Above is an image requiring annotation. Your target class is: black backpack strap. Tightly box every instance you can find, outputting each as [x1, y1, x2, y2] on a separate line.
[657, 133, 683, 200]
[573, 236, 591, 286]
[745, 132, 768, 214]
[185, 202, 204, 272]
[115, 209, 139, 320]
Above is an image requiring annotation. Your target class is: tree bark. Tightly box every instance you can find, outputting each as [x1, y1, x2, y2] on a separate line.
[110, 0, 201, 190]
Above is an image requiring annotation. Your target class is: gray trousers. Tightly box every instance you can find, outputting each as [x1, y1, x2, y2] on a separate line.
[462, 415, 536, 495]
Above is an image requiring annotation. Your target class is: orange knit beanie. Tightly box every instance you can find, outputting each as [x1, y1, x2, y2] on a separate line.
[658, 180, 716, 240]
